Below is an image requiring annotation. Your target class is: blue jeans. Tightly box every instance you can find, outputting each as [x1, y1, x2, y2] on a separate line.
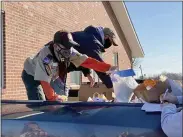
[21, 70, 46, 100]
[50, 78, 69, 97]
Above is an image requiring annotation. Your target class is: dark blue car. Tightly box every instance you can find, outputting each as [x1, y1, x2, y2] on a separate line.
[1, 100, 167, 137]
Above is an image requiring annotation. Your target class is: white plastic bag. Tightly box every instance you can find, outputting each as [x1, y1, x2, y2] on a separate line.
[111, 73, 139, 102]
[87, 97, 93, 102]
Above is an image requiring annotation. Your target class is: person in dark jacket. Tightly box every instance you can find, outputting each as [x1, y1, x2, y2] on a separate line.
[52, 26, 118, 95]
[72, 26, 118, 87]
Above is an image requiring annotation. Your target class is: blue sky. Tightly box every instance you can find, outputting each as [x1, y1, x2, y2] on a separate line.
[125, 2, 182, 77]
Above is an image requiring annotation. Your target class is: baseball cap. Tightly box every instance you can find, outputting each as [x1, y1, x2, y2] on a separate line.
[53, 30, 79, 49]
[103, 28, 118, 46]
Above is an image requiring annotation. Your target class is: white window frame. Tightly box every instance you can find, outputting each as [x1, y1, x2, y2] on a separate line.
[70, 71, 81, 85]
[93, 53, 103, 83]
[113, 52, 119, 69]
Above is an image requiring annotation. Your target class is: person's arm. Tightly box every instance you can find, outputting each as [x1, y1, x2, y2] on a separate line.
[89, 39, 114, 88]
[177, 96, 182, 104]
[85, 47, 114, 88]
[70, 48, 114, 73]
[80, 57, 111, 72]
[67, 62, 91, 77]
[161, 103, 182, 137]
[40, 81, 58, 101]
[70, 48, 116, 88]
[77, 66, 91, 77]
[80, 56, 113, 88]
[34, 51, 62, 101]
[161, 93, 182, 105]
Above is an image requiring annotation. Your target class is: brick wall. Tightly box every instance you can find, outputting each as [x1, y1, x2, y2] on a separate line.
[2, 2, 132, 100]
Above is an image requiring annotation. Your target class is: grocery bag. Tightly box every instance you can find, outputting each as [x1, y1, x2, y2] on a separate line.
[110, 69, 138, 102]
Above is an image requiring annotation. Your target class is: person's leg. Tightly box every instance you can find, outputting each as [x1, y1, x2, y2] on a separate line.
[21, 70, 46, 100]
[50, 78, 69, 97]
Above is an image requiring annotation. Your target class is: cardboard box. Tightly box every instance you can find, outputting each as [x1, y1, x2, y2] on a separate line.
[133, 80, 170, 103]
[79, 82, 114, 101]
[68, 97, 79, 101]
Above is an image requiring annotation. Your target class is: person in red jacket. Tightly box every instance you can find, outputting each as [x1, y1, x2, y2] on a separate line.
[22, 30, 117, 102]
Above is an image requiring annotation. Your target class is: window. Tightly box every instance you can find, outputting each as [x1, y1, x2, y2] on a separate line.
[113, 52, 119, 67]
[93, 53, 103, 82]
[92, 70, 99, 82]
[70, 71, 81, 85]
[0, 10, 5, 89]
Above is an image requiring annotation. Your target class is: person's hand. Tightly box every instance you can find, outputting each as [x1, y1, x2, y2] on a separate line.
[177, 107, 183, 112]
[106, 66, 118, 75]
[160, 101, 181, 112]
[86, 74, 95, 87]
[55, 95, 68, 102]
[160, 102, 176, 109]
[160, 92, 178, 104]
[160, 102, 170, 107]
[112, 92, 116, 99]
[55, 95, 63, 102]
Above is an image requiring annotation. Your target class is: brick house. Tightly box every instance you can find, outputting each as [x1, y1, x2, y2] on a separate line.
[0, 1, 144, 100]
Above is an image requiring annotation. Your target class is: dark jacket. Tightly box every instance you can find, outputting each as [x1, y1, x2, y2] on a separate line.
[67, 63, 91, 77]
[69, 25, 113, 88]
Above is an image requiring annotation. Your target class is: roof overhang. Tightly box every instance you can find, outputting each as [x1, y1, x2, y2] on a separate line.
[109, 1, 145, 58]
